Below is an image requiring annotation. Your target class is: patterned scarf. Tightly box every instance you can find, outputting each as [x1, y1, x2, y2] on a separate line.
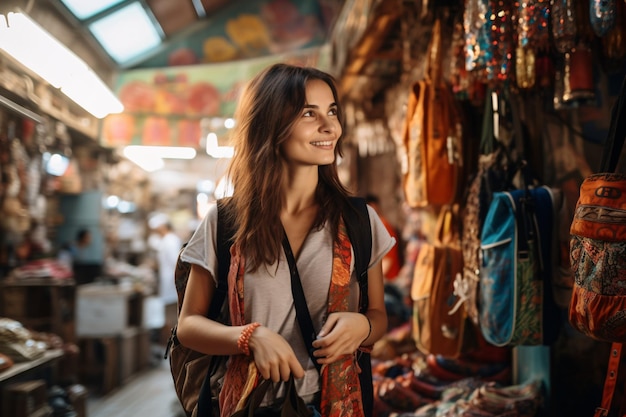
[219, 219, 365, 417]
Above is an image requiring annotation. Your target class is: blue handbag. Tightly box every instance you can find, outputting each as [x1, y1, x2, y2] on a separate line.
[479, 186, 562, 346]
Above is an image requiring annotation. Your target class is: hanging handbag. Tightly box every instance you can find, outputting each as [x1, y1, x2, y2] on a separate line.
[402, 18, 463, 208]
[568, 74, 626, 343]
[568, 74, 626, 417]
[411, 204, 467, 358]
[479, 185, 562, 346]
[460, 89, 520, 325]
[230, 376, 312, 417]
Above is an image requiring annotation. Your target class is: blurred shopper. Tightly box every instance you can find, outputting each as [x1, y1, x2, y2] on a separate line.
[148, 213, 182, 344]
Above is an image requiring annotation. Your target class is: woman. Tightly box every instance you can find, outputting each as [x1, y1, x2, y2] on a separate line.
[177, 63, 395, 416]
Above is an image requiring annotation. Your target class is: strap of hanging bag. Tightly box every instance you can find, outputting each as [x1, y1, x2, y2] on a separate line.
[593, 75, 626, 417]
[600, 75, 626, 173]
[595, 343, 623, 417]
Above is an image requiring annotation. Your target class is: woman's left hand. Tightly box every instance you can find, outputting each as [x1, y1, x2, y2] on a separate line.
[311, 312, 369, 364]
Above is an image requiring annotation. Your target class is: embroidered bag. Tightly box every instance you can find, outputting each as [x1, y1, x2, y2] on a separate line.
[411, 204, 466, 358]
[567, 73, 626, 417]
[568, 75, 626, 343]
[479, 185, 561, 346]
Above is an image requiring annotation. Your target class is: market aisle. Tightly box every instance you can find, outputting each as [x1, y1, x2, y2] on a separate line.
[87, 352, 185, 417]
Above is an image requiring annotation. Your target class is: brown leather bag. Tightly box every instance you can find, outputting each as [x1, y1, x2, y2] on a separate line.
[411, 204, 466, 358]
[402, 19, 463, 208]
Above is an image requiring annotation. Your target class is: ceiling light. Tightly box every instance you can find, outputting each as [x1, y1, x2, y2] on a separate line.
[0, 12, 123, 118]
[124, 146, 197, 159]
[122, 145, 197, 172]
[59, 0, 125, 20]
[122, 152, 164, 172]
[42, 152, 70, 176]
[88, 2, 162, 65]
[205, 133, 234, 159]
[224, 118, 236, 129]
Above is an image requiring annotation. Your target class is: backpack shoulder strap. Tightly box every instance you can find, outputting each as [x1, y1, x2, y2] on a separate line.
[194, 199, 234, 416]
[208, 198, 234, 320]
[344, 196, 374, 417]
[344, 196, 372, 313]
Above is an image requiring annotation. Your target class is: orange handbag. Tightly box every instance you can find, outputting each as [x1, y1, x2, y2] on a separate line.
[568, 74, 626, 417]
[402, 19, 463, 208]
[411, 204, 466, 358]
[568, 78, 626, 343]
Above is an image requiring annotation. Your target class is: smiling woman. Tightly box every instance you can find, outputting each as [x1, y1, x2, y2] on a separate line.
[175, 63, 395, 417]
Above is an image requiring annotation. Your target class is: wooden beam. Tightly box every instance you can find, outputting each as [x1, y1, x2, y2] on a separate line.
[340, 11, 401, 97]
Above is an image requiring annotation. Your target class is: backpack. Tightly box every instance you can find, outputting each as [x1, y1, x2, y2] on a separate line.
[459, 89, 520, 325]
[478, 186, 561, 346]
[166, 199, 233, 417]
[166, 197, 374, 417]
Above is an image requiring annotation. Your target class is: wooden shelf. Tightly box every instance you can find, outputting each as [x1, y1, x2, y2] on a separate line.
[0, 278, 75, 287]
[0, 349, 64, 383]
[0, 279, 76, 344]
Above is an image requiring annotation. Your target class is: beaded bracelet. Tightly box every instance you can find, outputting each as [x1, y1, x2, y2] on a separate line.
[237, 322, 261, 356]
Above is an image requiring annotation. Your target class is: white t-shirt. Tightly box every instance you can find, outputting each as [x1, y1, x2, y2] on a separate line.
[180, 202, 395, 400]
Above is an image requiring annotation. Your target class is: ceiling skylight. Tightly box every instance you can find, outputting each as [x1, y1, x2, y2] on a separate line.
[59, 0, 125, 20]
[88, 1, 162, 65]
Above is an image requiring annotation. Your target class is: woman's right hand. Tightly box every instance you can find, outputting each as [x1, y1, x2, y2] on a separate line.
[248, 325, 305, 382]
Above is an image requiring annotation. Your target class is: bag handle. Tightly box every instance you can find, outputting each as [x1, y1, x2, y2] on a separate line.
[425, 18, 442, 84]
[600, 75, 626, 173]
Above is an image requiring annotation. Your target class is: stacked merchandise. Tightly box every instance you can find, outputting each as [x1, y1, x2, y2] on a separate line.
[369, 334, 544, 416]
[0, 318, 48, 362]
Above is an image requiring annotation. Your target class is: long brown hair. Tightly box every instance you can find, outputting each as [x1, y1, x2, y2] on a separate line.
[224, 63, 351, 271]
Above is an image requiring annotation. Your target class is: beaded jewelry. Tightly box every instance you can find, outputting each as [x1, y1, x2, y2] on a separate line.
[237, 322, 261, 356]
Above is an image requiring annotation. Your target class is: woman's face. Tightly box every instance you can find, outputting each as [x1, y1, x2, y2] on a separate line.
[282, 79, 341, 168]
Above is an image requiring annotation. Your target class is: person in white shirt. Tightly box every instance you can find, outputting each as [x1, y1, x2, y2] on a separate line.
[148, 213, 182, 343]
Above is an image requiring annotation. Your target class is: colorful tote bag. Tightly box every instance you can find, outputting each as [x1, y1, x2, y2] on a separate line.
[569, 74, 626, 344]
